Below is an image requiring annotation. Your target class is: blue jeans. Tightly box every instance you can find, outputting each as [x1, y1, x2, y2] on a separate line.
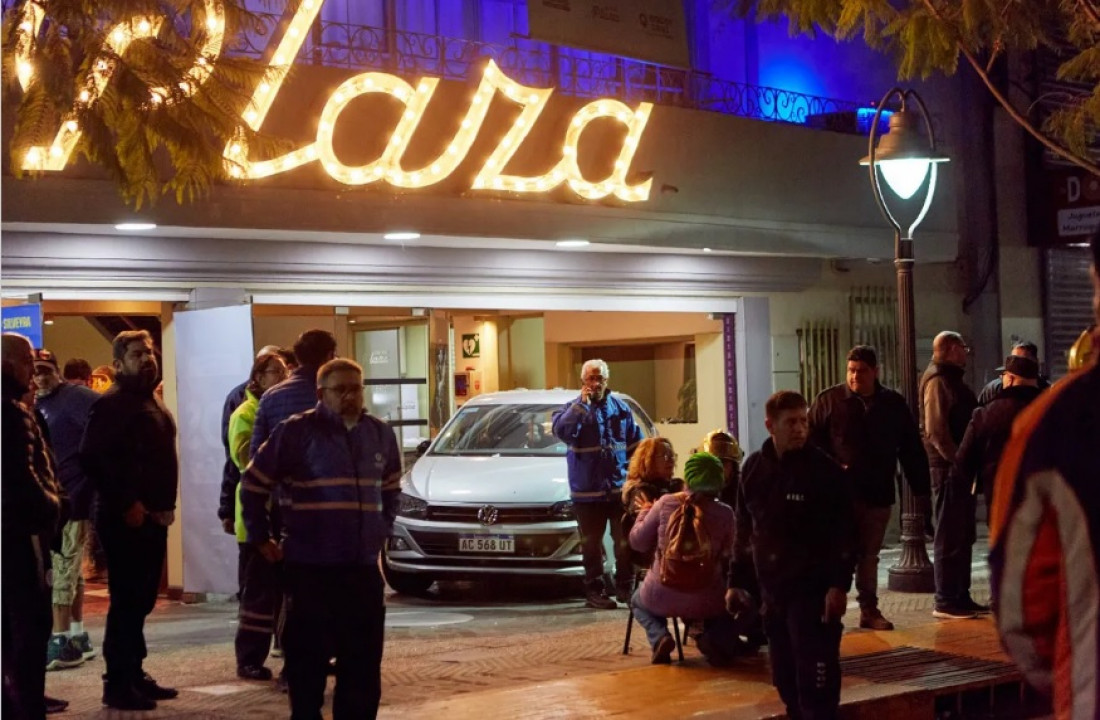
[631, 590, 744, 659]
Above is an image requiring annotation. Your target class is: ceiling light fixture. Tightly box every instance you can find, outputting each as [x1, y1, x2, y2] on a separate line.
[383, 231, 420, 241]
[555, 239, 590, 248]
[702, 247, 712, 253]
[115, 222, 157, 231]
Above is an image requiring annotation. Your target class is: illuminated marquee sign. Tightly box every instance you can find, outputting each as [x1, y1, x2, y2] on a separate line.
[15, 1, 654, 202]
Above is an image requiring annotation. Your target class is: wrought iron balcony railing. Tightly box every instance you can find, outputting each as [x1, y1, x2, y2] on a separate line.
[233, 13, 871, 131]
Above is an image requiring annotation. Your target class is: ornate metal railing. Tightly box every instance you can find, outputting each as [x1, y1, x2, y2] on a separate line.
[230, 13, 870, 131]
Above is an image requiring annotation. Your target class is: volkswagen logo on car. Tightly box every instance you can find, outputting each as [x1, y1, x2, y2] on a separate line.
[477, 505, 499, 526]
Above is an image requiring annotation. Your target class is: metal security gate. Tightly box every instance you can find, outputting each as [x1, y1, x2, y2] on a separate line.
[1044, 246, 1094, 380]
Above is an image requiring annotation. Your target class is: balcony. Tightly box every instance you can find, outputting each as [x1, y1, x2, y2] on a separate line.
[234, 13, 874, 133]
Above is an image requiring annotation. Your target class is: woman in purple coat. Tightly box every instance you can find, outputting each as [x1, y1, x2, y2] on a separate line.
[628, 452, 744, 665]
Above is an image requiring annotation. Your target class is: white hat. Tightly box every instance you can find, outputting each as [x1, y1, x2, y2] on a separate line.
[257, 345, 282, 358]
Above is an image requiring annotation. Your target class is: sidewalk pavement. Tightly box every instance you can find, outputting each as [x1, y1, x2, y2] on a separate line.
[45, 540, 1028, 719]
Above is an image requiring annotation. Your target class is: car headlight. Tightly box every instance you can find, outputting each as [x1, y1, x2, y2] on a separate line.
[397, 493, 428, 519]
[550, 500, 574, 520]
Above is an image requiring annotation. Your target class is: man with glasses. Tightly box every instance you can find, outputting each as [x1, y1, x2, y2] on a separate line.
[552, 358, 643, 609]
[242, 358, 401, 720]
[919, 331, 981, 620]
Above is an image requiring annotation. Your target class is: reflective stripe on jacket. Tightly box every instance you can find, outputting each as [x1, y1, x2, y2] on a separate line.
[551, 393, 642, 503]
[241, 402, 402, 566]
[989, 362, 1099, 720]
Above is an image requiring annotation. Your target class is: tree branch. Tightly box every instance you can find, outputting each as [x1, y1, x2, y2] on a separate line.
[959, 44, 1100, 175]
[920, 0, 1100, 176]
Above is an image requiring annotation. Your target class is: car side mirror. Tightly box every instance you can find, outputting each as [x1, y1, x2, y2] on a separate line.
[416, 440, 431, 458]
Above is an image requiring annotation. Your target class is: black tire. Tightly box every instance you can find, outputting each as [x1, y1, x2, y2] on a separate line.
[381, 554, 434, 596]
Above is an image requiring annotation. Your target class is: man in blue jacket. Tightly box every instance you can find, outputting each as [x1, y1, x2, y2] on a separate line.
[241, 358, 402, 720]
[552, 359, 643, 609]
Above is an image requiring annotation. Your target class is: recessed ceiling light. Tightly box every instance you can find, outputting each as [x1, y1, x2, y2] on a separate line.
[115, 222, 157, 231]
[384, 232, 420, 241]
[703, 247, 713, 253]
[555, 239, 590, 248]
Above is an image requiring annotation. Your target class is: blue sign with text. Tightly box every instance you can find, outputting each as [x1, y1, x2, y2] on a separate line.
[2, 304, 44, 349]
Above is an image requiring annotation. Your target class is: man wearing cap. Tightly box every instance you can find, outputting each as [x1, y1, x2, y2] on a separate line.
[955, 356, 1044, 521]
[729, 390, 856, 718]
[32, 349, 100, 670]
[628, 452, 739, 665]
[975, 341, 1050, 406]
[808, 345, 930, 631]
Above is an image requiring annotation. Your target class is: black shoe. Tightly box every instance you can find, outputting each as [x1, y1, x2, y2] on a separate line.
[859, 608, 895, 631]
[614, 582, 632, 604]
[584, 590, 618, 610]
[237, 664, 273, 681]
[45, 695, 69, 714]
[137, 673, 179, 700]
[103, 683, 157, 711]
[959, 597, 992, 614]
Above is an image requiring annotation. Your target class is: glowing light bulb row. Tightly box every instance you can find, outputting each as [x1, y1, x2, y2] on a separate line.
[18, 2, 225, 172]
[471, 66, 553, 192]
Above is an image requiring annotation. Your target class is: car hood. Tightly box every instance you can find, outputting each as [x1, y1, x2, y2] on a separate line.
[407, 455, 570, 504]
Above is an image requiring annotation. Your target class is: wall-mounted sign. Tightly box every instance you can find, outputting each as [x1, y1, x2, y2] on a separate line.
[461, 334, 480, 359]
[2, 303, 44, 349]
[15, 1, 654, 203]
[1032, 168, 1100, 245]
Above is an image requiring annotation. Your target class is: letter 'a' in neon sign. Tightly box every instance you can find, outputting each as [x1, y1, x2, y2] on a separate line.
[15, 0, 653, 202]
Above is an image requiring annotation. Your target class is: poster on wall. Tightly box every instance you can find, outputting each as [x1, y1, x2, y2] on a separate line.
[527, 0, 690, 68]
[175, 304, 254, 594]
[2, 303, 43, 349]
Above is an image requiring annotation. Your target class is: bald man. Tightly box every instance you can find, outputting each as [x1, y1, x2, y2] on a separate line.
[919, 331, 980, 619]
[2, 333, 65, 720]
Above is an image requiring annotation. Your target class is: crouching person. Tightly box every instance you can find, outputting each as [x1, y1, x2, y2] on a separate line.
[729, 391, 857, 719]
[241, 358, 402, 720]
[628, 452, 744, 665]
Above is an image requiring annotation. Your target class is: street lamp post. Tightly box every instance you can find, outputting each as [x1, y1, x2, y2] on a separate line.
[860, 88, 949, 593]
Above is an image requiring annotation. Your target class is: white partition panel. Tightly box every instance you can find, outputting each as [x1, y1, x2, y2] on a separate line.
[175, 304, 254, 594]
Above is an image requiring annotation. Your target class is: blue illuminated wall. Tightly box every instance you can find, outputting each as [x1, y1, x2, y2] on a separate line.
[246, 0, 901, 106]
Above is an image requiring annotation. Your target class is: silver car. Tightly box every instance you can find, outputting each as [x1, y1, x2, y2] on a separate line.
[382, 389, 657, 594]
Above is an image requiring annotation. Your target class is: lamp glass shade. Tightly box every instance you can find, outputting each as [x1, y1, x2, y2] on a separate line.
[877, 158, 930, 200]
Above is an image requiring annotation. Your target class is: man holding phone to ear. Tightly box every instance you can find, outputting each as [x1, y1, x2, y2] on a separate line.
[553, 359, 643, 610]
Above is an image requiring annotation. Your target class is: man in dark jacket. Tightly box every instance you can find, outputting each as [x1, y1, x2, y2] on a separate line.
[552, 358, 644, 609]
[955, 355, 1044, 520]
[33, 348, 100, 668]
[729, 391, 857, 720]
[975, 340, 1049, 406]
[809, 345, 930, 631]
[2, 333, 65, 720]
[80, 330, 179, 711]
[919, 331, 981, 619]
[242, 358, 402, 720]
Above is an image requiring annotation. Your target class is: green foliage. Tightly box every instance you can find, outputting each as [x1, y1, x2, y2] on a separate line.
[1, 0, 289, 208]
[722, 0, 1100, 174]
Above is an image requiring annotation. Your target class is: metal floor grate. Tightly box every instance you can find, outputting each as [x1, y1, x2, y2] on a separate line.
[841, 646, 1022, 692]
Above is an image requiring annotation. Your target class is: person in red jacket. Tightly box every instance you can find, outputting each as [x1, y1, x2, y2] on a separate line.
[989, 227, 1100, 720]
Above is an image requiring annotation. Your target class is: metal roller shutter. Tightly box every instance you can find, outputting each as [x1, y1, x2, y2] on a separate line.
[1044, 246, 1094, 380]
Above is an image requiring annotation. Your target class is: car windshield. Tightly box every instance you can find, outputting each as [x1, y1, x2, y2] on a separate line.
[430, 404, 567, 457]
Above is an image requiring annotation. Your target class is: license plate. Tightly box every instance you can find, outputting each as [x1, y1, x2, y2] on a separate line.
[458, 535, 514, 553]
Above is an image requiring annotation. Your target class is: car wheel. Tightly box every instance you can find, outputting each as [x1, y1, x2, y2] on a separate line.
[381, 554, 434, 596]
